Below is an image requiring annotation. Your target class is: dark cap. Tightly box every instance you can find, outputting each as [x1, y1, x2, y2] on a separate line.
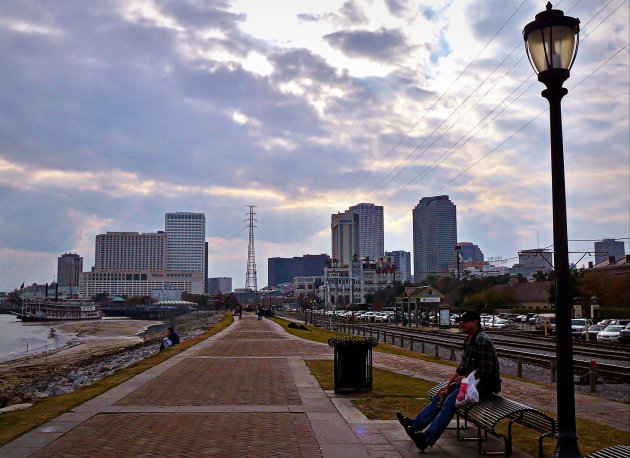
[460, 311, 481, 323]
[168, 326, 174, 331]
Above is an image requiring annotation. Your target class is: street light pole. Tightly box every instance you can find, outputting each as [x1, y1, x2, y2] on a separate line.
[455, 244, 462, 283]
[523, 4, 580, 456]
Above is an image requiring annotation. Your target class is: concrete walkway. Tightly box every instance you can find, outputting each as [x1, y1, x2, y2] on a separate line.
[1, 314, 527, 457]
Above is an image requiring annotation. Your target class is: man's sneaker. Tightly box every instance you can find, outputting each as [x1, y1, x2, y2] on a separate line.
[408, 429, 428, 452]
[396, 412, 414, 430]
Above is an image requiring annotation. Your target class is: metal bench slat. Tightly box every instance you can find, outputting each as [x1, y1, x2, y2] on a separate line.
[426, 382, 558, 457]
[586, 445, 630, 458]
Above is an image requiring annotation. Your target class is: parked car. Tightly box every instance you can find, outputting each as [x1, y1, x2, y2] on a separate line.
[526, 313, 538, 323]
[609, 319, 630, 327]
[579, 324, 605, 340]
[535, 313, 556, 332]
[481, 317, 513, 329]
[596, 325, 625, 343]
[571, 318, 593, 338]
[620, 323, 630, 343]
[597, 319, 613, 326]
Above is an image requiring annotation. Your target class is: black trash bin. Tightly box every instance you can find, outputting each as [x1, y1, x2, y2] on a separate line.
[328, 337, 378, 394]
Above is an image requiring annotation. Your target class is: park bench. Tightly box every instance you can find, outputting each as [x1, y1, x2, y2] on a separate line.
[586, 445, 630, 458]
[427, 382, 557, 457]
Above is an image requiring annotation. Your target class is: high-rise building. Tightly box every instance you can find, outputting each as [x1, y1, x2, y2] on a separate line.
[57, 253, 83, 288]
[293, 254, 330, 277]
[385, 250, 411, 283]
[207, 277, 232, 294]
[331, 209, 359, 267]
[518, 249, 553, 272]
[349, 203, 384, 260]
[458, 242, 484, 262]
[268, 254, 330, 287]
[165, 212, 206, 278]
[268, 257, 295, 286]
[331, 203, 384, 265]
[412, 195, 457, 282]
[594, 239, 625, 264]
[95, 232, 166, 271]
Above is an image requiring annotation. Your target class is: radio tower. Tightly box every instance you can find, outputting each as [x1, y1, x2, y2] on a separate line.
[245, 205, 258, 291]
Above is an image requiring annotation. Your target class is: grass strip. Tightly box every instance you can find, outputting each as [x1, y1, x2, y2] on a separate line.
[0, 312, 233, 446]
[305, 359, 629, 456]
[270, 316, 456, 367]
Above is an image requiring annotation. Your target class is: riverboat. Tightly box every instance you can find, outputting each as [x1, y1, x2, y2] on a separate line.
[12, 300, 102, 321]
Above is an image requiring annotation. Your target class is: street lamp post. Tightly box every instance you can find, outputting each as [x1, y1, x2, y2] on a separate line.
[455, 244, 462, 283]
[523, 3, 580, 457]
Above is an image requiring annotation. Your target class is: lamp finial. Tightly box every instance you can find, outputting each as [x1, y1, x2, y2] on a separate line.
[546, 2, 552, 10]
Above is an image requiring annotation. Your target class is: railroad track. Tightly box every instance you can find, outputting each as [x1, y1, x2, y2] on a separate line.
[278, 312, 630, 383]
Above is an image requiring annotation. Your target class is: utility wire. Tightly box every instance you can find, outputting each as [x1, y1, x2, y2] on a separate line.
[383, 3, 629, 222]
[289, 0, 535, 244]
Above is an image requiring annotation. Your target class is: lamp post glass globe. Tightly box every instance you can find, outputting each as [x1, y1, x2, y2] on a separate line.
[523, 2, 580, 77]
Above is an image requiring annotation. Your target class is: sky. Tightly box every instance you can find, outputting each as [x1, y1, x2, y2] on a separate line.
[0, 0, 628, 291]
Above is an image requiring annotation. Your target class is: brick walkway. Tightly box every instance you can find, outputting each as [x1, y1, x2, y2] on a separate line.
[1, 314, 529, 457]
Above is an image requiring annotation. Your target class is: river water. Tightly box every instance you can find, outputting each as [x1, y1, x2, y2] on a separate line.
[0, 314, 70, 362]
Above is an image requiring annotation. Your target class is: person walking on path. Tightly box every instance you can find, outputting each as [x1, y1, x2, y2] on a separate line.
[396, 310, 501, 451]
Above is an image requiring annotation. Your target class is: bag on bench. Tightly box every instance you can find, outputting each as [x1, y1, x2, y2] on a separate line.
[455, 372, 479, 407]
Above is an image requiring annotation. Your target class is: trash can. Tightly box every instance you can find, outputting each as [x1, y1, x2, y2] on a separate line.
[328, 337, 378, 394]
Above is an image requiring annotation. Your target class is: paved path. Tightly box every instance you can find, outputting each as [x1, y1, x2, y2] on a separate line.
[1, 314, 526, 457]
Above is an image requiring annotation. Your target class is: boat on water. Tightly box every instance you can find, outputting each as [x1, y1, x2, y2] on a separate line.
[12, 299, 103, 321]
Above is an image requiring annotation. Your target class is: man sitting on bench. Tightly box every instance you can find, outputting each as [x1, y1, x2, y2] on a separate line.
[396, 310, 502, 451]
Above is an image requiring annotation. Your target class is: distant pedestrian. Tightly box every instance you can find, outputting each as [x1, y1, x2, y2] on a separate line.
[396, 310, 501, 451]
[160, 326, 180, 350]
[238, 305, 243, 320]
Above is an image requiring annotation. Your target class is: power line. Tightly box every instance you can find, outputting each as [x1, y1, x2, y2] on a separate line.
[383, 4, 629, 222]
[289, 0, 537, 244]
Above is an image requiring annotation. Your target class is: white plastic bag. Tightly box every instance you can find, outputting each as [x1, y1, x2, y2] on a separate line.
[162, 338, 172, 349]
[455, 372, 480, 407]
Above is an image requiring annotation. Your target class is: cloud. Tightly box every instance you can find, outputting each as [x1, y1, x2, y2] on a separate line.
[0, 0, 627, 291]
[324, 28, 407, 60]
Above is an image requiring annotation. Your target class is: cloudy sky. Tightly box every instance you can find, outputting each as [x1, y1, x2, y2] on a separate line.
[0, 0, 628, 291]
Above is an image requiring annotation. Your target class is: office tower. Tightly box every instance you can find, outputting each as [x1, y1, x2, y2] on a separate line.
[413, 195, 457, 282]
[332, 203, 384, 265]
[57, 253, 83, 288]
[268, 254, 331, 287]
[207, 277, 232, 294]
[458, 242, 484, 262]
[385, 250, 411, 283]
[294, 254, 330, 277]
[349, 203, 384, 260]
[519, 249, 553, 271]
[95, 232, 166, 271]
[331, 209, 358, 266]
[165, 212, 206, 278]
[594, 239, 625, 264]
[268, 257, 295, 287]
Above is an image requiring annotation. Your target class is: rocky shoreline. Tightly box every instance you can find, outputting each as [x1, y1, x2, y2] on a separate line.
[0, 312, 225, 412]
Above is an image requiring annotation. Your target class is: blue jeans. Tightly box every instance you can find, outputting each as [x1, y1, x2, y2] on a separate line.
[412, 383, 492, 446]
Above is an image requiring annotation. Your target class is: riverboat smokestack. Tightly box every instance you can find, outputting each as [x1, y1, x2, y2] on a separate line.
[55, 282, 58, 301]
[45, 283, 48, 299]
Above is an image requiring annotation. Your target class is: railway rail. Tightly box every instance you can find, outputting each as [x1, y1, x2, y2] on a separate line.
[277, 312, 630, 385]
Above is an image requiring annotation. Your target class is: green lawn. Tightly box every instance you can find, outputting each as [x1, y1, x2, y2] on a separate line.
[305, 359, 630, 456]
[0, 312, 234, 446]
[270, 316, 457, 367]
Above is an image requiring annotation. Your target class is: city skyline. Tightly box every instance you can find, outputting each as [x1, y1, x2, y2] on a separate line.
[0, 1, 628, 291]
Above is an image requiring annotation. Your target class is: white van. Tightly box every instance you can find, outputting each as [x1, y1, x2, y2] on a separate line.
[535, 313, 556, 332]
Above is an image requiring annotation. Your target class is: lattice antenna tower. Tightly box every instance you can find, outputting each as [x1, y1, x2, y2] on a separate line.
[245, 205, 258, 291]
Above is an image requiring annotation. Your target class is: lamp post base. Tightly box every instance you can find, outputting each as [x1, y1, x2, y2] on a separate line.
[554, 432, 581, 458]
